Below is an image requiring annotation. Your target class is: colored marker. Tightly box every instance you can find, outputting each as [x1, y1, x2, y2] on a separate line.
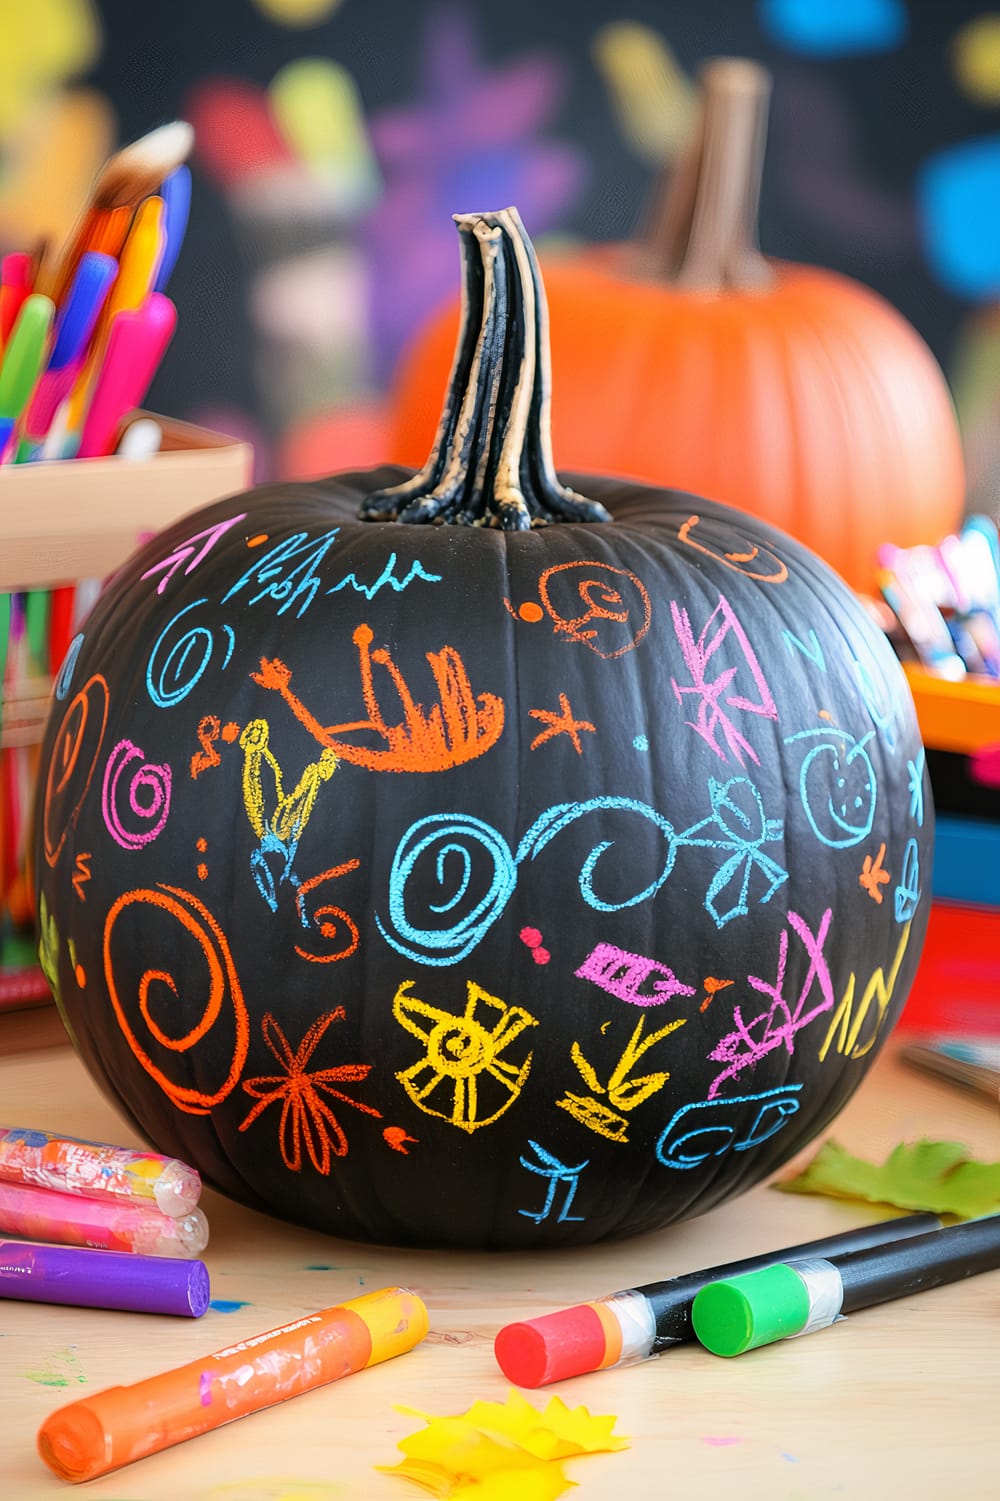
[0, 1179, 208, 1257]
[154, 163, 191, 291]
[75, 292, 176, 458]
[37, 1285, 428, 1482]
[0, 251, 32, 347]
[0, 1125, 202, 1215]
[0, 293, 54, 423]
[0, 1241, 209, 1317]
[493, 1211, 943, 1387]
[691, 1213, 1000, 1357]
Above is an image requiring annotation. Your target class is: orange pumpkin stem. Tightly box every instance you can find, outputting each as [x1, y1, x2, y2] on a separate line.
[641, 57, 774, 293]
[360, 208, 610, 530]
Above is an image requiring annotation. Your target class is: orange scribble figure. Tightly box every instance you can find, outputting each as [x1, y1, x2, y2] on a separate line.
[238, 1009, 382, 1171]
[43, 674, 109, 867]
[679, 515, 789, 584]
[529, 693, 595, 753]
[699, 976, 734, 1013]
[859, 842, 891, 903]
[252, 624, 505, 773]
[383, 1125, 419, 1154]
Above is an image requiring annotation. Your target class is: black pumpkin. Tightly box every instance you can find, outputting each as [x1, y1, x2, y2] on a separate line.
[34, 209, 932, 1249]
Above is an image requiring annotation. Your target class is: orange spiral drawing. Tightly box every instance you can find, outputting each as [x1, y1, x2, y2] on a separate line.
[43, 674, 109, 867]
[103, 884, 250, 1114]
[294, 860, 361, 963]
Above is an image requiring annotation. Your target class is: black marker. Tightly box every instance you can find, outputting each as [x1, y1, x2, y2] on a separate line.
[692, 1212, 1000, 1356]
[493, 1211, 943, 1386]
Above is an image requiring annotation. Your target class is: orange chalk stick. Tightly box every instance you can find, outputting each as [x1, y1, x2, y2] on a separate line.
[37, 1285, 428, 1483]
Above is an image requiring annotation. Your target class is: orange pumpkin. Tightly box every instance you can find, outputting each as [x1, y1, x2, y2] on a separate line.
[389, 59, 965, 595]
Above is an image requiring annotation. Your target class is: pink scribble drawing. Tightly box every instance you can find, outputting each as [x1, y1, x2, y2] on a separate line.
[707, 908, 835, 1097]
[670, 593, 778, 766]
[576, 942, 695, 1006]
[141, 514, 249, 595]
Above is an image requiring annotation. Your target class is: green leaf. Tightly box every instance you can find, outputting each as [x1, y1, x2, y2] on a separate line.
[774, 1138, 1000, 1220]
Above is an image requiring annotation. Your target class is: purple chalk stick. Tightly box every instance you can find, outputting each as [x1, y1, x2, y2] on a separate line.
[0, 1240, 210, 1316]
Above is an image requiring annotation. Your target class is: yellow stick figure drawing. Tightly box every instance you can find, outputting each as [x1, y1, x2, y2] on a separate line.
[392, 979, 538, 1132]
[558, 1013, 687, 1142]
[239, 718, 339, 911]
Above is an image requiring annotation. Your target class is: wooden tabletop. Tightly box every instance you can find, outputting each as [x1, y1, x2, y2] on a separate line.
[1, 1008, 998, 1500]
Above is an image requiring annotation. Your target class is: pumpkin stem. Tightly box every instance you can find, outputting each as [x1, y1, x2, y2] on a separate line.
[360, 207, 611, 529]
[640, 57, 774, 293]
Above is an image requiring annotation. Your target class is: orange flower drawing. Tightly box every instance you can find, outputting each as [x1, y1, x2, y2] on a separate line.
[238, 1008, 381, 1171]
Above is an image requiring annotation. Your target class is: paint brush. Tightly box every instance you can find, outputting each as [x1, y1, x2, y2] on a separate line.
[42, 121, 194, 303]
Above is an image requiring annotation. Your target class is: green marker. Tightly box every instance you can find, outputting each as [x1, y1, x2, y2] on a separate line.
[692, 1214, 1000, 1357]
[0, 293, 54, 422]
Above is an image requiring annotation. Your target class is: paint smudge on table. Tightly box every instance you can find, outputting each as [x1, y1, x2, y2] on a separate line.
[22, 1345, 88, 1387]
[209, 1297, 250, 1312]
[702, 1434, 745, 1446]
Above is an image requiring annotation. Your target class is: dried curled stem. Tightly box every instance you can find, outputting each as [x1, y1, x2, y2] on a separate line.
[360, 207, 610, 530]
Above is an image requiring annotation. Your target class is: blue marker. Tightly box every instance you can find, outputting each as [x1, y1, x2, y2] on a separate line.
[50, 252, 118, 369]
[154, 165, 192, 292]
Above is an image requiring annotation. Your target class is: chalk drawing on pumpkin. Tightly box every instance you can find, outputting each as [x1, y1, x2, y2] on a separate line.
[238, 1009, 382, 1171]
[784, 725, 877, 848]
[894, 838, 921, 924]
[103, 885, 250, 1114]
[783, 628, 827, 670]
[239, 718, 339, 910]
[819, 920, 912, 1062]
[392, 979, 538, 1132]
[141, 513, 249, 595]
[656, 1084, 803, 1170]
[294, 860, 361, 963]
[907, 749, 926, 826]
[196, 837, 209, 881]
[253, 624, 505, 772]
[558, 1013, 686, 1142]
[67, 937, 85, 988]
[519, 927, 550, 964]
[71, 853, 91, 900]
[669, 592, 778, 767]
[222, 527, 342, 617]
[859, 842, 890, 903]
[707, 908, 835, 1098]
[191, 715, 242, 779]
[146, 599, 236, 708]
[673, 777, 788, 927]
[529, 693, 595, 753]
[575, 942, 695, 1006]
[379, 782, 787, 966]
[383, 1125, 418, 1153]
[503, 597, 544, 623]
[102, 739, 172, 850]
[854, 653, 903, 752]
[325, 549, 443, 598]
[700, 977, 734, 1012]
[518, 1140, 588, 1224]
[678, 514, 789, 583]
[534, 559, 652, 658]
[43, 673, 109, 867]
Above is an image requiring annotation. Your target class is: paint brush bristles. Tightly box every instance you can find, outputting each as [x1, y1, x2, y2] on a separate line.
[44, 122, 194, 302]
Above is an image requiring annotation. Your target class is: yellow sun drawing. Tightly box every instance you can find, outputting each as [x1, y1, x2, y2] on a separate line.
[392, 980, 538, 1133]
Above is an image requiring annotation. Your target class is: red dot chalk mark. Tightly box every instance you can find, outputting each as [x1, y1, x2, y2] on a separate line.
[519, 927, 550, 965]
[383, 1126, 418, 1154]
[494, 1303, 609, 1388]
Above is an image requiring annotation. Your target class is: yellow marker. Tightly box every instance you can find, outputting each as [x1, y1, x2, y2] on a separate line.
[68, 194, 165, 431]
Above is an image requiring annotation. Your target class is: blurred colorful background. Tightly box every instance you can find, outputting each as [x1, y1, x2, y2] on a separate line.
[3, 0, 1000, 503]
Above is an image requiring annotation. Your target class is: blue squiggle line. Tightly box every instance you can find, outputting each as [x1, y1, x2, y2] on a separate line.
[326, 551, 443, 599]
[378, 781, 786, 964]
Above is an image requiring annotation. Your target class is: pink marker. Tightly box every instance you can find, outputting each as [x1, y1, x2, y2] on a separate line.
[75, 292, 177, 459]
